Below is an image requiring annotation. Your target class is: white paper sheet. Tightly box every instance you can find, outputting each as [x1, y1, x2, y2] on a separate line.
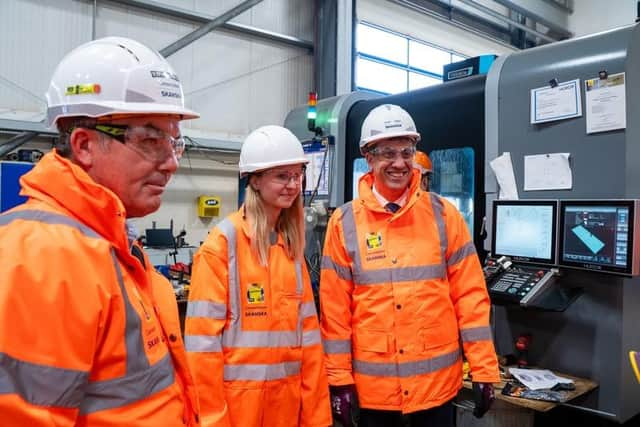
[509, 368, 574, 390]
[530, 79, 582, 124]
[524, 153, 572, 191]
[489, 152, 519, 200]
[585, 72, 626, 134]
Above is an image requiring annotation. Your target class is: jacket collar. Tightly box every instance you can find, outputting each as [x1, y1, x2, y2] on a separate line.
[357, 169, 423, 213]
[20, 151, 129, 251]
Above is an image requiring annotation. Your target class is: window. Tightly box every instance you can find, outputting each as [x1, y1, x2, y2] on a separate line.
[356, 58, 407, 95]
[355, 22, 466, 95]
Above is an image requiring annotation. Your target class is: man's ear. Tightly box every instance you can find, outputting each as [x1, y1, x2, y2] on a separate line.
[364, 152, 374, 169]
[68, 128, 97, 169]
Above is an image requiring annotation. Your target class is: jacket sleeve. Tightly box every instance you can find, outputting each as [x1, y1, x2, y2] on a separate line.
[299, 262, 332, 427]
[184, 234, 231, 427]
[0, 239, 105, 427]
[319, 208, 355, 386]
[440, 197, 500, 383]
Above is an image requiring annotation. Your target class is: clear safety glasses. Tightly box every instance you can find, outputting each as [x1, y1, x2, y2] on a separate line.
[261, 169, 305, 186]
[369, 146, 416, 161]
[91, 124, 185, 161]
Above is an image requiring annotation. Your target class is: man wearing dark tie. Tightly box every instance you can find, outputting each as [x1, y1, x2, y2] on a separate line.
[320, 104, 499, 427]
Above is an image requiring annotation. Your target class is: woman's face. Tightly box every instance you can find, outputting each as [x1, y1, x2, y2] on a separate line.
[251, 164, 305, 210]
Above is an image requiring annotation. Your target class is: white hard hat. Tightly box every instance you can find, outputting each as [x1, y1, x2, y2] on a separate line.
[360, 104, 421, 154]
[45, 36, 199, 128]
[239, 125, 309, 176]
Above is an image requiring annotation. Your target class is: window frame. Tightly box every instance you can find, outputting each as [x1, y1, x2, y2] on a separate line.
[355, 21, 467, 95]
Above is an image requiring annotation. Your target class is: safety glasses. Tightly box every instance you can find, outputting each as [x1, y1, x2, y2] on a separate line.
[91, 124, 185, 161]
[368, 146, 416, 161]
[261, 168, 305, 186]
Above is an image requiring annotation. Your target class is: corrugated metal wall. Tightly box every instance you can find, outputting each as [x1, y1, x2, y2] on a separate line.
[0, 0, 314, 246]
[0, 0, 313, 137]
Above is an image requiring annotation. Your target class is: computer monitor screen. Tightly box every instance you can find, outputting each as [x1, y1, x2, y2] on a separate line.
[559, 200, 639, 275]
[145, 228, 175, 248]
[491, 200, 557, 264]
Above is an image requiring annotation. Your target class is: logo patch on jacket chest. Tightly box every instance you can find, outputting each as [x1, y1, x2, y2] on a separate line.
[366, 232, 383, 250]
[365, 231, 386, 261]
[247, 283, 265, 304]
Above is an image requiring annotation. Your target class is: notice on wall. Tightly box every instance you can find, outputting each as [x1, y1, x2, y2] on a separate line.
[585, 72, 626, 134]
[524, 153, 572, 191]
[489, 152, 519, 200]
[530, 79, 582, 124]
[304, 150, 329, 196]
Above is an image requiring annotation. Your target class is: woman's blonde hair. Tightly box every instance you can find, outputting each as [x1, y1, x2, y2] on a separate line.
[244, 184, 305, 266]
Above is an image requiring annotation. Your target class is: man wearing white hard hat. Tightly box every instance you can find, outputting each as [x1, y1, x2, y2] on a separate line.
[320, 104, 499, 427]
[185, 125, 332, 427]
[0, 37, 201, 425]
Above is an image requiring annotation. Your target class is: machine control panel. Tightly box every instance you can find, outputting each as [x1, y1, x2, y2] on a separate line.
[483, 256, 558, 306]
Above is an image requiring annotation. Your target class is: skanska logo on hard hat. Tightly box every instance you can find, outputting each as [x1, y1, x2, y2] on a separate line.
[383, 119, 403, 129]
[150, 70, 180, 82]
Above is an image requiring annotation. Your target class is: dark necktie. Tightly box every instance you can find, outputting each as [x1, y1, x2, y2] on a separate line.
[385, 202, 400, 213]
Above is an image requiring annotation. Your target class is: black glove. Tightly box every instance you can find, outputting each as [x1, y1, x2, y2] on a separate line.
[472, 382, 495, 418]
[330, 385, 356, 427]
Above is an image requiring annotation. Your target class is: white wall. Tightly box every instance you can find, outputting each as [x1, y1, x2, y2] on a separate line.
[357, 0, 517, 57]
[0, 0, 312, 249]
[568, 0, 637, 37]
[129, 152, 241, 247]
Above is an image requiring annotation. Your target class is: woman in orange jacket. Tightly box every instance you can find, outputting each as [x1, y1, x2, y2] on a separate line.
[184, 125, 332, 427]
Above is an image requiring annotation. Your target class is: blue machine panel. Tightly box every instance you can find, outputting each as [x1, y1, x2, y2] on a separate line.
[0, 161, 34, 212]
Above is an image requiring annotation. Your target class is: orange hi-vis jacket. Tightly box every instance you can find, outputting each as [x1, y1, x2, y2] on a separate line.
[184, 210, 331, 427]
[0, 152, 200, 426]
[320, 170, 499, 414]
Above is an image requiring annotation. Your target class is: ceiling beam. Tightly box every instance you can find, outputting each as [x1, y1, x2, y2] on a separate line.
[104, 0, 313, 52]
[160, 0, 264, 57]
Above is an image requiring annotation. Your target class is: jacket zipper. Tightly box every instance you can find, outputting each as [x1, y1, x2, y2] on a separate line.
[131, 285, 151, 320]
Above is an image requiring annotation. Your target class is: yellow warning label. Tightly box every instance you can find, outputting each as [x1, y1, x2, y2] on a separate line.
[65, 84, 101, 96]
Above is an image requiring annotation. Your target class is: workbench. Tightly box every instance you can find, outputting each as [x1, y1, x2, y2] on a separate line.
[456, 370, 598, 426]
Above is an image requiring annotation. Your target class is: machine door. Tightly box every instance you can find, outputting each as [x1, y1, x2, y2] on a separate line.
[430, 147, 475, 237]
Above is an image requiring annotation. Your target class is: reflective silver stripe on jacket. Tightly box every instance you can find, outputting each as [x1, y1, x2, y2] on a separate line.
[79, 354, 174, 414]
[353, 265, 446, 285]
[185, 217, 319, 380]
[353, 349, 461, 378]
[321, 255, 352, 281]
[300, 302, 317, 319]
[224, 361, 301, 381]
[184, 335, 222, 353]
[0, 210, 174, 412]
[187, 300, 227, 319]
[0, 210, 100, 238]
[323, 339, 352, 355]
[0, 352, 88, 408]
[460, 326, 493, 342]
[430, 194, 448, 263]
[110, 249, 150, 374]
[448, 242, 477, 267]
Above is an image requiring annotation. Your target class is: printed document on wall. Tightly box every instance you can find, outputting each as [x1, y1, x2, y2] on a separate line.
[530, 79, 582, 124]
[585, 72, 626, 134]
[489, 152, 519, 200]
[524, 153, 572, 191]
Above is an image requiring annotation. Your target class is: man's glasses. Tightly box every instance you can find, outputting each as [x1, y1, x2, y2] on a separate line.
[261, 169, 305, 186]
[90, 124, 185, 161]
[368, 146, 416, 161]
